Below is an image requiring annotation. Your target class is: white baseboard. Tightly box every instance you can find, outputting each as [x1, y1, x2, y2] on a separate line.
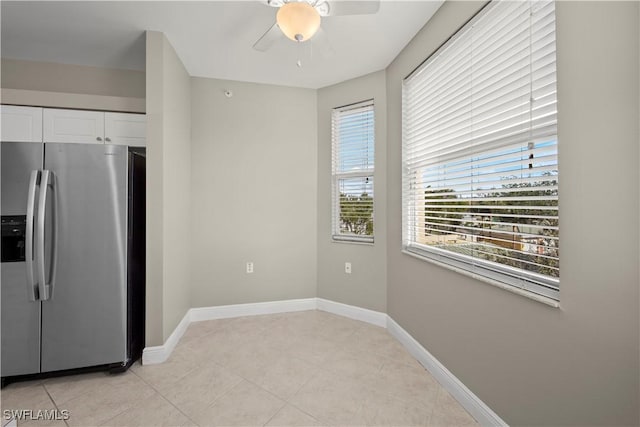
[189, 298, 317, 322]
[141, 309, 191, 365]
[141, 297, 506, 426]
[386, 317, 508, 427]
[143, 298, 316, 364]
[316, 298, 387, 327]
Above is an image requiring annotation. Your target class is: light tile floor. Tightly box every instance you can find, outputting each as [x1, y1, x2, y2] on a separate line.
[1, 310, 479, 426]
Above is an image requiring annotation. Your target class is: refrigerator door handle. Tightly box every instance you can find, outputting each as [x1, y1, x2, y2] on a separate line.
[36, 169, 55, 301]
[25, 170, 40, 301]
[48, 172, 58, 299]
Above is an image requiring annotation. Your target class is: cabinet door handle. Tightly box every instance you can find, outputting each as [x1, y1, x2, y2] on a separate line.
[96, 137, 103, 142]
[105, 137, 111, 142]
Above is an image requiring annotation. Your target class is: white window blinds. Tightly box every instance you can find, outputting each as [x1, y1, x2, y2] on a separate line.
[402, 0, 559, 299]
[332, 100, 375, 242]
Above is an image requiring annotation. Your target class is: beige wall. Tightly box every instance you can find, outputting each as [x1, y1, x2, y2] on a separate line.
[0, 59, 145, 112]
[190, 77, 317, 307]
[159, 34, 192, 342]
[1, 58, 145, 98]
[145, 31, 192, 345]
[145, 32, 164, 346]
[317, 70, 387, 312]
[386, 2, 639, 425]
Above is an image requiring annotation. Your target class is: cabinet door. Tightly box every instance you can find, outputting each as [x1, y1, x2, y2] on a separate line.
[43, 109, 104, 144]
[105, 112, 146, 147]
[1, 105, 43, 143]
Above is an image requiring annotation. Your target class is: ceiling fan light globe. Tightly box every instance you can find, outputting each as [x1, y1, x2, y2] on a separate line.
[276, 2, 321, 42]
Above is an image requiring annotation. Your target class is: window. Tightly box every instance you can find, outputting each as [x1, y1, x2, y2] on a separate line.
[332, 100, 375, 242]
[402, 0, 559, 299]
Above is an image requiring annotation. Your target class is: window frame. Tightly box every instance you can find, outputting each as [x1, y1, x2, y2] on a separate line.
[331, 100, 375, 244]
[401, 0, 559, 301]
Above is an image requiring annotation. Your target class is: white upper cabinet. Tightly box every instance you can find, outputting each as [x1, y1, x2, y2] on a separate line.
[1, 106, 43, 143]
[104, 112, 145, 147]
[43, 109, 105, 144]
[43, 108, 147, 147]
[4, 107, 145, 146]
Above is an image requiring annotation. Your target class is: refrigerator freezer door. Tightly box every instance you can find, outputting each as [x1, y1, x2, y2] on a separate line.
[1, 142, 43, 377]
[1, 142, 43, 215]
[1, 263, 42, 376]
[41, 143, 128, 372]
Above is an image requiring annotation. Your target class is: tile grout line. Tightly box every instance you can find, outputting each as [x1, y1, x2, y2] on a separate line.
[260, 400, 288, 427]
[93, 374, 157, 426]
[128, 366, 202, 427]
[154, 388, 203, 427]
[184, 374, 249, 424]
[98, 406, 140, 427]
[281, 369, 341, 425]
[41, 383, 69, 427]
[426, 384, 444, 426]
[301, 319, 443, 422]
[141, 316, 289, 425]
[282, 314, 432, 425]
[227, 371, 291, 421]
[221, 349, 323, 426]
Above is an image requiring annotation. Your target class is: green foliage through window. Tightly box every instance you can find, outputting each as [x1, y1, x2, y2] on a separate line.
[339, 192, 373, 236]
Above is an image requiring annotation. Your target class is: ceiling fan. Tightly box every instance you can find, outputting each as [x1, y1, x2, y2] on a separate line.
[253, 0, 381, 52]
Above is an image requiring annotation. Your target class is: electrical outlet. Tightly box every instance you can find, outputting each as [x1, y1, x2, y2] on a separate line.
[345, 262, 352, 274]
[246, 262, 254, 274]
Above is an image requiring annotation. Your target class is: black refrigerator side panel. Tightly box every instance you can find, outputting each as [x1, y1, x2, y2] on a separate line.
[127, 149, 145, 364]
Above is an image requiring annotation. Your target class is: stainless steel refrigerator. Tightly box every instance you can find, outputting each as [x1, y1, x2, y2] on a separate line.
[1, 142, 145, 380]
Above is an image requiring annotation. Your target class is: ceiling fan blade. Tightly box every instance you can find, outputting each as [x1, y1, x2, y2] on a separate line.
[312, 27, 335, 59]
[253, 23, 282, 52]
[326, 0, 380, 16]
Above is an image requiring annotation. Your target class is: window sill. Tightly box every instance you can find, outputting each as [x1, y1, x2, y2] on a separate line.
[401, 249, 560, 308]
[332, 236, 374, 246]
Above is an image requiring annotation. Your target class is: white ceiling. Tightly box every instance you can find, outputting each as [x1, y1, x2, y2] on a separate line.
[1, 1, 443, 89]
